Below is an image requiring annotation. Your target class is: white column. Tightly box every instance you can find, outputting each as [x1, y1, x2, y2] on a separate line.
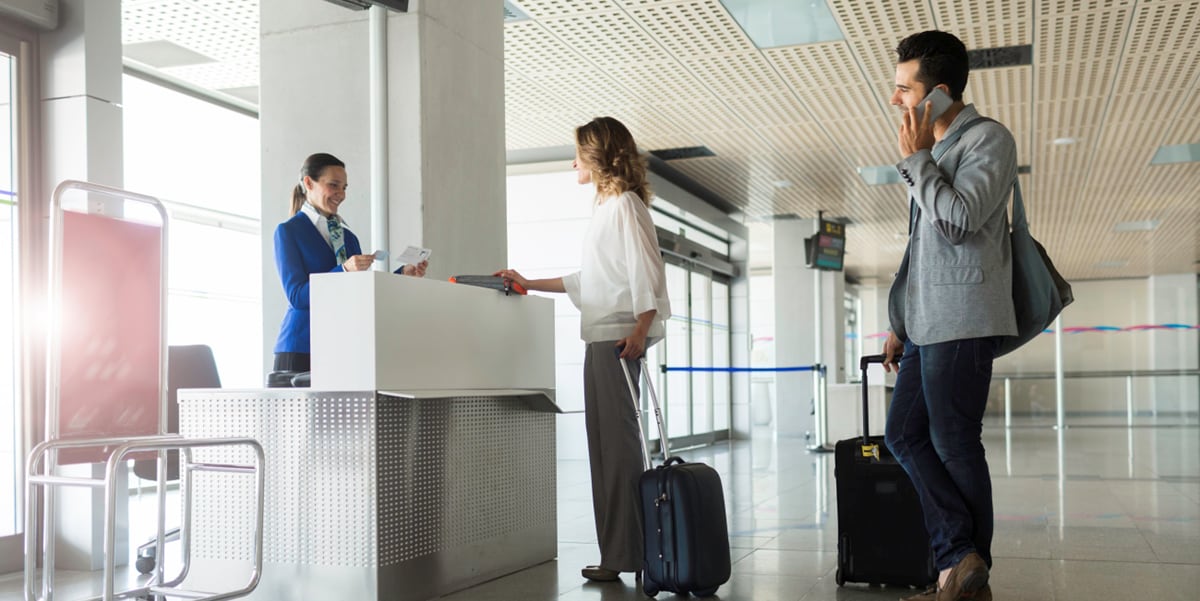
[821, 268, 846, 383]
[260, 0, 506, 370]
[38, 0, 129, 569]
[773, 219, 817, 438]
[1148, 274, 1200, 420]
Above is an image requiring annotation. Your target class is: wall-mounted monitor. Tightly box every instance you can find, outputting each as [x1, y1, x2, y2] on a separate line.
[804, 218, 845, 271]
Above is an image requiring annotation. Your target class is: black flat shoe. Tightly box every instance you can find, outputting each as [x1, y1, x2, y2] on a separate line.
[581, 565, 620, 582]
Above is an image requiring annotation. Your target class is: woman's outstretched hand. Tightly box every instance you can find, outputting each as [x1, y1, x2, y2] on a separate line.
[402, 260, 428, 277]
[494, 268, 530, 290]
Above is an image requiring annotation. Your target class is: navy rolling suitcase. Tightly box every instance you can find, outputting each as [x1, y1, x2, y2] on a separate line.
[620, 357, 731, 598]
[833, 353, 936, 589]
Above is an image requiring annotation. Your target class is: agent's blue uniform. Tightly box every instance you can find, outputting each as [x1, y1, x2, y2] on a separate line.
[272, 212, 363, 354]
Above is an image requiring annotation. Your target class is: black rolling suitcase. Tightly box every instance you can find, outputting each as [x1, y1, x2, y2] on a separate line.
[619, 357, 731, 598]
[834, 353, 936, 589]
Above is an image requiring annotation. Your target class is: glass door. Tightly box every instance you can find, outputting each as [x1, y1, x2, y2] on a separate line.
[0, 29, 29, 572]
[651, 252, 732, 448]
[690, 268, 714, 440]
[663, 263, 692, 441]
[0, 46, 17, 541]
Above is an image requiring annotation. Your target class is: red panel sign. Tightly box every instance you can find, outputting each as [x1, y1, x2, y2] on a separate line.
[57, 211, 162, 464]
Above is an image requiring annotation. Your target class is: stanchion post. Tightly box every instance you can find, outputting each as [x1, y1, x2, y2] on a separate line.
[1126, 375, 1134, 427]
[1004, 377, 1012, 430]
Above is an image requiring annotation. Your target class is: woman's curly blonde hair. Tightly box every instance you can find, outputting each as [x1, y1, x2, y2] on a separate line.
[575, 117, 651, 206]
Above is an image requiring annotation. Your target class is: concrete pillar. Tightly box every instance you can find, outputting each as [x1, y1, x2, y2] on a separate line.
[38, 0, 128, 569]
[260, 0, 505, 371]
[822, 267, 846, 384]
[772, 218, 846, 439]
[773, 219, 817, 439]
[1148, 274, 1199, 419]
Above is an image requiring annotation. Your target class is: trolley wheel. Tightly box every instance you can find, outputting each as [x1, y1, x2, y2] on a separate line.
[642, 583, 659, 597]
[694, 586, 719, 597]
[835, 568, 845, 587]
[135, 556, 156, 574]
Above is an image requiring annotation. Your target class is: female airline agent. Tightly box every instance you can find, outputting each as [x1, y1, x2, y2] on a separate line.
[496, 117, 671, 582]
[272, 152, 428, 376]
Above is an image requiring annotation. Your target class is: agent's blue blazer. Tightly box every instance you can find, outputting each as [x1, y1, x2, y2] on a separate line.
[272, 213, 363, 354]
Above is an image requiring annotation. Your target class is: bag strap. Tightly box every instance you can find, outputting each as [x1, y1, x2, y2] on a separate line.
[909, 117, 991, 234]
[1011, 178, 1029, 232]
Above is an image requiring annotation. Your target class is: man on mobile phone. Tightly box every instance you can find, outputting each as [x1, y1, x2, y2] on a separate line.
[881, 30, 1018, 601]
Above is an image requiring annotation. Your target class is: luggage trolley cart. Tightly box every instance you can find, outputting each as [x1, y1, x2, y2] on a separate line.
[24, 180, 265, 601]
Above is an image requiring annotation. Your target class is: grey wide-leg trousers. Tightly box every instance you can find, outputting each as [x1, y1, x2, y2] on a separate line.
[583, 341, 646, 572]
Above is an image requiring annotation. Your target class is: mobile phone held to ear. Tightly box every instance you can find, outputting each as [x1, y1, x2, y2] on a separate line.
[913, 87, 953, 123]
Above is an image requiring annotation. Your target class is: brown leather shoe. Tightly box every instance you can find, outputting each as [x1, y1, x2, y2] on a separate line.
[966, 585, 992, 601]
[937, 553, 988, 601]
[906, 583, 991, 601]
[581, 565, 620, 582]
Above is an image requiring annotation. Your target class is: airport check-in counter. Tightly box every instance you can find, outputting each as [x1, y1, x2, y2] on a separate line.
[178, 272, 559, 601]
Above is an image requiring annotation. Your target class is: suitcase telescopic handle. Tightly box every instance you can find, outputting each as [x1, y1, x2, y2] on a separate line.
[858, 352, 902, 445]
[619, 355, 670, 470]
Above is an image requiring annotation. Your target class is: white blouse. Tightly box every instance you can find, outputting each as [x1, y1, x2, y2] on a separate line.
[562, 191, 672, 343]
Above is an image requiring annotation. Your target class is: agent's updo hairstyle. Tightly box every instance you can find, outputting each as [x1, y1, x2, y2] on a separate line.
[575, 117, 651, 207]
[290, 152, 346, 216]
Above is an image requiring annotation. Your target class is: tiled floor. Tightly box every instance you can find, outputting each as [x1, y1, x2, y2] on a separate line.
[4, 420, 1199, 600]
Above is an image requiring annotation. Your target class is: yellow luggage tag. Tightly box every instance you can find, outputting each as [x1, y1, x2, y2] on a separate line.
[861, 443, 880, 460]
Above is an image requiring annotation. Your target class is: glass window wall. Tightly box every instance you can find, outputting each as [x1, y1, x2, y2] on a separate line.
[1, 49, 17, 537]
[123, 75, 262, 387]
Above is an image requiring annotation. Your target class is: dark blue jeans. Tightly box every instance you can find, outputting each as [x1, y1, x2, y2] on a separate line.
[884, 337, 998, 571]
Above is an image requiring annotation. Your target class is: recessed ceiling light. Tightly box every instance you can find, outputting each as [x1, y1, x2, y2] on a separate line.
[856, 165, 901, 185]
[1052, 137, 1080, 146]
[720, 0, 844, 48]
[1113, 219, 1161, 232]
[1150, 142, 1200, 165]
[772, 180, 792, 188]
[1095, 260, 1129, 269]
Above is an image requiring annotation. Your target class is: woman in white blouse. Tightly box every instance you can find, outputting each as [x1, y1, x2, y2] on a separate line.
[496, 117, 671, 583]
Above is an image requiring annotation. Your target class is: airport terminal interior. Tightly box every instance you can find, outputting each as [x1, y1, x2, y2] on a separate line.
[1, 1, 1198, 600]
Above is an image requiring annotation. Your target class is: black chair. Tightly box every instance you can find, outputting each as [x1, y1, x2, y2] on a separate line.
[133, 344, 221, 574]
[265, 370, 310, 388]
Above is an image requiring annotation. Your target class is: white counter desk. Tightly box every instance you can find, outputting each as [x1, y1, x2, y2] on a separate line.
[178, 272, 558, 601]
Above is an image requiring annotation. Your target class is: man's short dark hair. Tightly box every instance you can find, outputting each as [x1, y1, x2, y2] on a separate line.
[896, 30, 969, 102]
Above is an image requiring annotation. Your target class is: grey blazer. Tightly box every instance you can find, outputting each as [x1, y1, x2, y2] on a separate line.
[888, 105, 1019, 346]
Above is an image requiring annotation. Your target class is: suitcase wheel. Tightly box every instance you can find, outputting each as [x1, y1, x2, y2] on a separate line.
[642, 583, 659, 597]
[135, 556, 155, 575]
[693, 586, 719, 597]
[835, 568, 845, 587]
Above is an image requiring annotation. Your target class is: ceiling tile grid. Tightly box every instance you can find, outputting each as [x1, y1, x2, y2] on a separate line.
[718, 92, 811, 128]
[1035, 8, 1131, 64]
[617, 61, 711, 103]
[764, 43, 888, 125]
[515, 0, 620, 19]
[650, 99, 744, 134]
[526, 68, 643, 109]
[504, 20, 595, 74]
[122, 0, 257, 65]
[624, 0, 756, 58]
[603, 104, 687, 141]
[931, 0, 1031, 54]
[505, 69, 576, 117]
[965, 67, 1033, 162]
[536, 10, 673, 65]
[1161, 86, 1200, 145]
[828, 0, 936, 105]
